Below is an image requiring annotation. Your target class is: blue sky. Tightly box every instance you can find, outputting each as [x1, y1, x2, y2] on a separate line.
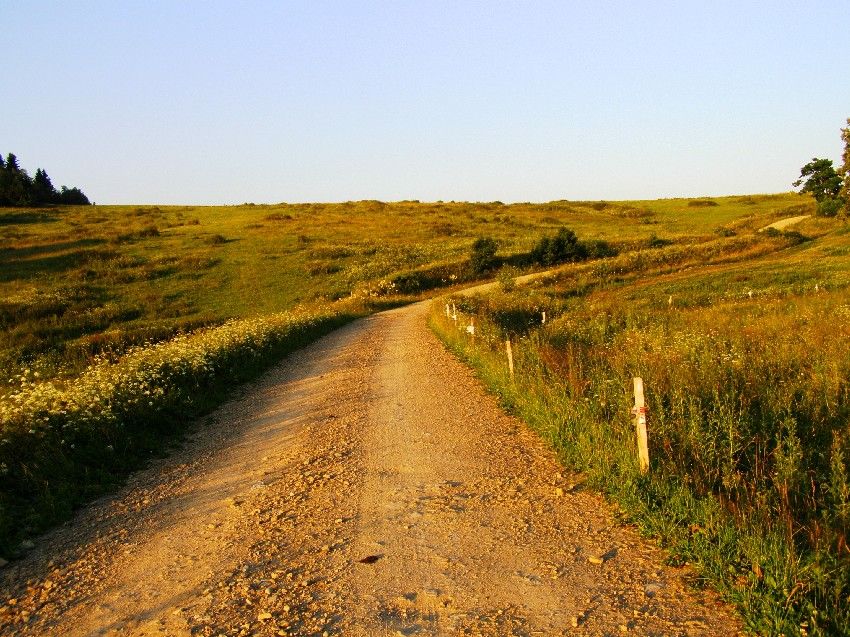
[3, 1, 848, 205]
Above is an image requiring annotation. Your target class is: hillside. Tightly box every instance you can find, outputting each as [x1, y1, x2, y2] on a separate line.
[0, 194, 812, 391]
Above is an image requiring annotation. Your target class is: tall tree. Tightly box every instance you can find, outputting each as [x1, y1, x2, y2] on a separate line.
[5, 153, 20, 173]
[0, 152, 91, 207]
[33, 168, 58, 204]
[0, 153, 32, 206]
[793, 158, 842, 202]
[839, 118, 850, 215]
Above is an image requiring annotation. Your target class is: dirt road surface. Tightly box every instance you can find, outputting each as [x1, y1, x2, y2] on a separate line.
[759, 214, 811, 231]
[0, 301, 741, 636]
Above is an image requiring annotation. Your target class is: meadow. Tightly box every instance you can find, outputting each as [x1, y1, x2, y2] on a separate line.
[430, 208, 849, 636]
[2, 193, 844, 635]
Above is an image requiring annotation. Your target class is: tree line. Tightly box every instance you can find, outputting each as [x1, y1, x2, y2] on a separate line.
[0, 152, 91, 207]
[793, 118, 850, 216]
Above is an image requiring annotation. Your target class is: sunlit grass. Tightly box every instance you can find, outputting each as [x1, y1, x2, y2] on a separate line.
[430, 215, 849, 636]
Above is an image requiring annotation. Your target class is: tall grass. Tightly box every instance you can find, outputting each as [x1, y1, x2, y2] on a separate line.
[431, 227, 850, 635]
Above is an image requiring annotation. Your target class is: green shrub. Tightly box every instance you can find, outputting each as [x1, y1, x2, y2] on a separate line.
[818, 197, 844, 217]
[530, 227, 587, 265]
[469, 237, 497, 275]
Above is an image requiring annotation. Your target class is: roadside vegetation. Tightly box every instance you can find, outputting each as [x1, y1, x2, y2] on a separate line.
[430, 213, 850, 636]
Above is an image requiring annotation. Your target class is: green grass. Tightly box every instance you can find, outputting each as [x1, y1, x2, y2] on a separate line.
[430, 211, 850, 636]
[0, 194, 808, 389]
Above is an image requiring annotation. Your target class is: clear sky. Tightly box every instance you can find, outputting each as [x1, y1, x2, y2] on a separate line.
[3, 1, 848, 205]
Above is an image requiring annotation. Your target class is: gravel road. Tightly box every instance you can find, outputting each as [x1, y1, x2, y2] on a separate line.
[0, 301, 741, 636]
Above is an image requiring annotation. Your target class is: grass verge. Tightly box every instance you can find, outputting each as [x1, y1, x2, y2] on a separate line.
[429, 225, 850, 636]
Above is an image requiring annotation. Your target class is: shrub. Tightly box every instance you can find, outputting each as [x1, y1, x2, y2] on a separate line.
[582, 239, 617, 259]
[531, 227, 587, 266]
[469, 237, 497, 275]
[204, 234, 227, 246]
[818, 197, 844, 217]
[497, 265, 521, 292]
[647, 233, 672, 248]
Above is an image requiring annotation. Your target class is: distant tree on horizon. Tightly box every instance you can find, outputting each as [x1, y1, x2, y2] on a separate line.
[0, 152, 91, 207]
[839, 118, 850, 216]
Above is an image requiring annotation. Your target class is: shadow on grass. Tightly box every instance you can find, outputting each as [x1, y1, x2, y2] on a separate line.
[0, 239, 108, 281]
[0, 210, 60, 225]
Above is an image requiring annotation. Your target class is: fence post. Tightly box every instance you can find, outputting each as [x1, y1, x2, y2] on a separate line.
[632, 377, 650, 475]
[541, 311, 546, 324]
[506, 339, 515, 379]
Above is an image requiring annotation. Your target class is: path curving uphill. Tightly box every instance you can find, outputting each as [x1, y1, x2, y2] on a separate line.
[0, 301, 740, 636]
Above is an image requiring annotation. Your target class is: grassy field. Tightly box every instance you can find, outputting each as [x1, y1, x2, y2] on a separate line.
[3, 192, 843, 635]
[430, 207, 849, 636]
[0, 194, 811, 389]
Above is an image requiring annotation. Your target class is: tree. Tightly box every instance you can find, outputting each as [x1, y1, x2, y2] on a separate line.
[469, 237, 498, 275]
[0, 152, 91, 207]
[57, 186, 91, 206]
[33, 168, 58, 204]
[839, 119, 850, 215]
[793, 158, 842, 202]
[0, 153, 33, 206]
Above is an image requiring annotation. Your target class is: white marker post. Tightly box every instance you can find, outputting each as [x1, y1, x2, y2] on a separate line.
[631, 377, 650, 475]
[506, 339, 515, 379]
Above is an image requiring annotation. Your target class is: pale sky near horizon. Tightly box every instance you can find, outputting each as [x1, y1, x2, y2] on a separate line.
[2, 1, 848, 205]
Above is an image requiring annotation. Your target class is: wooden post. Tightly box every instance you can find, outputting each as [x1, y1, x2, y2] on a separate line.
[541, 311, 546, 325]
[632, 377, 650, 475]
[466, 317, 475, 339]
[506, 339, 515, 379]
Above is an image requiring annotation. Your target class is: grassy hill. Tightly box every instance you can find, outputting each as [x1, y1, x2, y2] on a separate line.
[0, 194, 812, 390]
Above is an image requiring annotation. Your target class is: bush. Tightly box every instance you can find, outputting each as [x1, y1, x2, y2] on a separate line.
[531, 227, 587, 266]
[647, 233, 672, 248]
[469, 237, 497, 275]
[818, 197, 844, 217]
[205, 234, 227, 246]
[582, 239, 617, 259]
[497, 265, 521, 292]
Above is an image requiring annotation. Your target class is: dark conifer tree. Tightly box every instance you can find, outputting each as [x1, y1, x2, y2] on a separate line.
[0, 152, 91, 207]
[33, 168, 58, 204]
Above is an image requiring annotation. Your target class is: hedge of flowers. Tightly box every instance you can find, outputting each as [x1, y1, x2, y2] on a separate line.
[0, 306, 353, 553]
